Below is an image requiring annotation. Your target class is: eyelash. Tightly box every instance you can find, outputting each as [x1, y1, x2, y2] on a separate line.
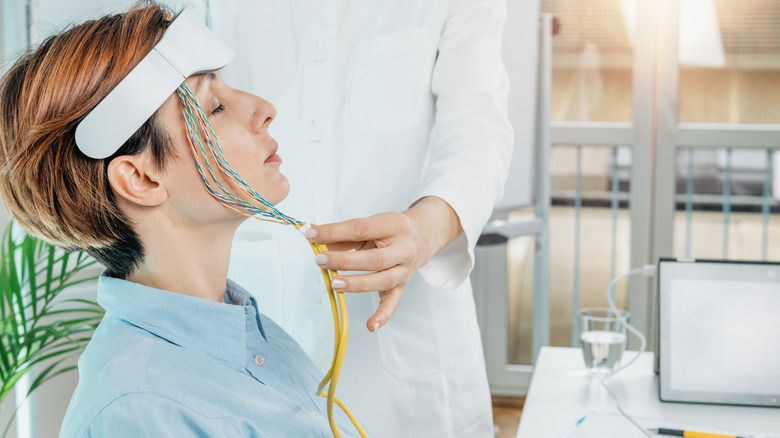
[212, 104, 225, 115]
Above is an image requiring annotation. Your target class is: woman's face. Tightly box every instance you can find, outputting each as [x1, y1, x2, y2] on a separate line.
[157, 72, 289, 225]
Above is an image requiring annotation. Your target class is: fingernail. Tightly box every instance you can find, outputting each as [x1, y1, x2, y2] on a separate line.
[315, 253, 328, 266]
[305, 228, 317, 239]
[331, 279, 346, 289]
[374, 322, 380, 332]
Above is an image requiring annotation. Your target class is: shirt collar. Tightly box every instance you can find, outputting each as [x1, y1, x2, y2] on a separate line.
[97, 272, 264, 371]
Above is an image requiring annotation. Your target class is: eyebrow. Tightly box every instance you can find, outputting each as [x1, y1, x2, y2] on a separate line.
[193, 72, 217, 94]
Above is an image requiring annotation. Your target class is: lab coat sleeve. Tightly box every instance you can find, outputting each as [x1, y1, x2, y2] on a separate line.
[414, 0, 514, 289]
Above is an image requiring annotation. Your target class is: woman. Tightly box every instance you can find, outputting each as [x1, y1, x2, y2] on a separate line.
[0, 4, 363, 437]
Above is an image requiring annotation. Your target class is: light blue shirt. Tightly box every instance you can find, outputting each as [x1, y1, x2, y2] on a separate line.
[60, 273, 364, 437]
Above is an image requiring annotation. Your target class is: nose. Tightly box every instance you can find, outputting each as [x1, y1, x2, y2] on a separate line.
[251, 96, 276, 134]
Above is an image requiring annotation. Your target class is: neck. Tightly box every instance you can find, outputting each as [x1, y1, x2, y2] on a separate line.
[126, 213, 242, 303]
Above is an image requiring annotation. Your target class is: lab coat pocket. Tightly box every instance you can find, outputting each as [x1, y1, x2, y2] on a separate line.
[349, 28, 435, 133]
[372, 276, 478, 379]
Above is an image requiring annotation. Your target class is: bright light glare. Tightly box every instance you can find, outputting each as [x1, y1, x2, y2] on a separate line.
[619, 0, 637, 47]
[679, 0, 726, 67]
[620, 0, 725, 67]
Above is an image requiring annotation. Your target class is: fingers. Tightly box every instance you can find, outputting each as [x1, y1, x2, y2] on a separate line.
[307, 213, 411, 244]
[329, 266, 407, 293]
[315, 244, 414, 272]
[306, 212, 417, 333]
[367, 286, 404, 332]
[327, 267, 407, 332]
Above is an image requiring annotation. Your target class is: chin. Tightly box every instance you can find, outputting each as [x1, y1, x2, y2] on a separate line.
[266, 176, 291, 205]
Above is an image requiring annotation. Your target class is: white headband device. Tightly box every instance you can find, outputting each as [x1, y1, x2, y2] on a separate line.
[75, 9, 234, 159]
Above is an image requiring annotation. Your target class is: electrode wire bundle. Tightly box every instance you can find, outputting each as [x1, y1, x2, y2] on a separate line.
[175, 83, 368, 438]
[177, 84, 298, 226]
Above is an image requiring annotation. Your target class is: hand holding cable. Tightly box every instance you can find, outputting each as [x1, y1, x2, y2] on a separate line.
[305, 196, 463, 332]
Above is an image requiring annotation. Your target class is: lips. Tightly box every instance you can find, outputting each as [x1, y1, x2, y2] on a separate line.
[264, 142, 281, 164]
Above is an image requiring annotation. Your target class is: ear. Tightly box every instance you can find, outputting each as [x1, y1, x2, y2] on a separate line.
[107, 155, 167, 207]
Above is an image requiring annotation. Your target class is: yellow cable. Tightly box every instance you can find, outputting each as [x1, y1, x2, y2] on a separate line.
[295, 224, 368, 438]
[309, 241, 341, 395]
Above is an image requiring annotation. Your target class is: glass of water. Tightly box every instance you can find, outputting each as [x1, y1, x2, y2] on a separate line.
[578, 307, 629, 373]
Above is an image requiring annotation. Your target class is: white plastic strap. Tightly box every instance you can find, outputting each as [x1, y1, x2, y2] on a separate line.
[75, 9, 234, 159]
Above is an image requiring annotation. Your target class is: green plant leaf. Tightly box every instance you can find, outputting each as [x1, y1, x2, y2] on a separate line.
[0, 362, 33, 404]
[27, 362, 79, 396]
[44, 244, 55, 298]
[27, 345, 83, 367]
[23, 237, 37, 318]
[0, 219, 101, 413]
[42, 307, 104, 317]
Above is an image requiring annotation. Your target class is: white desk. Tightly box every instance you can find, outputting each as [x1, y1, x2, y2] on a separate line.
[516, 347, 780, 438]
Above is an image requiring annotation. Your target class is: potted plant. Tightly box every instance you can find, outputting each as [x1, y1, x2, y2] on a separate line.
[0, 220, 103, 437]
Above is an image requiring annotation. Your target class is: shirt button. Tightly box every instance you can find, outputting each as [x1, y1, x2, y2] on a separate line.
[254, 354, 265, 366]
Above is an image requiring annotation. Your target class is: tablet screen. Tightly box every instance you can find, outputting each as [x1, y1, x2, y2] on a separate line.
[659, 260, 780, 407]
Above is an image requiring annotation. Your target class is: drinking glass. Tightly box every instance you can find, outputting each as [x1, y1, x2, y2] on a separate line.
[578, 307, 629, 373]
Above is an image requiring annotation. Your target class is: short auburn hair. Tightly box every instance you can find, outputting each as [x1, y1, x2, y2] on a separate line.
[0, 3, 175, 277]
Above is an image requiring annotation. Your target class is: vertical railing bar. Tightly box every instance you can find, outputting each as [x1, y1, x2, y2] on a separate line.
[532, 13, 553, 363]
[685, 148, 694, 258]
[762, 149, 772, 261]
[610, 147, 619, 280]
[571, 145, 582, 348]
[723, 148, 732, 259]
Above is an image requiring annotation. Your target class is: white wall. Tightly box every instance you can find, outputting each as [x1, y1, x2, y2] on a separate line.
[27, 0, 143, 42]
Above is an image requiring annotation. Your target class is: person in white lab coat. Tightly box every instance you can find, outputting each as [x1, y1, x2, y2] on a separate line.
[190, 1, 513, 436]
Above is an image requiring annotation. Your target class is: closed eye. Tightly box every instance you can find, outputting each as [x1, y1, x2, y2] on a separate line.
[212, 103, 225, 115]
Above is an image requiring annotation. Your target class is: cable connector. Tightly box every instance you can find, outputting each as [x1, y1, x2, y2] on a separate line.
[643, 264, 657, 277]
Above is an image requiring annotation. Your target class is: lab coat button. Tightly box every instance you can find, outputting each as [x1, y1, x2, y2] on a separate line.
[314, 113, 330, 128]
[253, 355, 265, 366]
[319, 295, 329, 308]
[316, 35, 333, 49]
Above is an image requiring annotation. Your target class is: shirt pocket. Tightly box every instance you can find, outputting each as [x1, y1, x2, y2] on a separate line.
[348, 28, 436, 133]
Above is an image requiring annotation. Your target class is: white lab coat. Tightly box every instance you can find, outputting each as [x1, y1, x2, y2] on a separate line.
[201, 1, 514, 436]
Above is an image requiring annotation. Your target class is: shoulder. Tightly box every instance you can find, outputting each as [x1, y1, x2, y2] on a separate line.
[75, 314, 161, 386]
[63, 392, 231, 438]
[75, 315, 154, 383]
[62, 316, 205, 435]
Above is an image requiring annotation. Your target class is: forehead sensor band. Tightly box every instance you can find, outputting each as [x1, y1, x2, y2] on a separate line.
[74, 9, 234, 159]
